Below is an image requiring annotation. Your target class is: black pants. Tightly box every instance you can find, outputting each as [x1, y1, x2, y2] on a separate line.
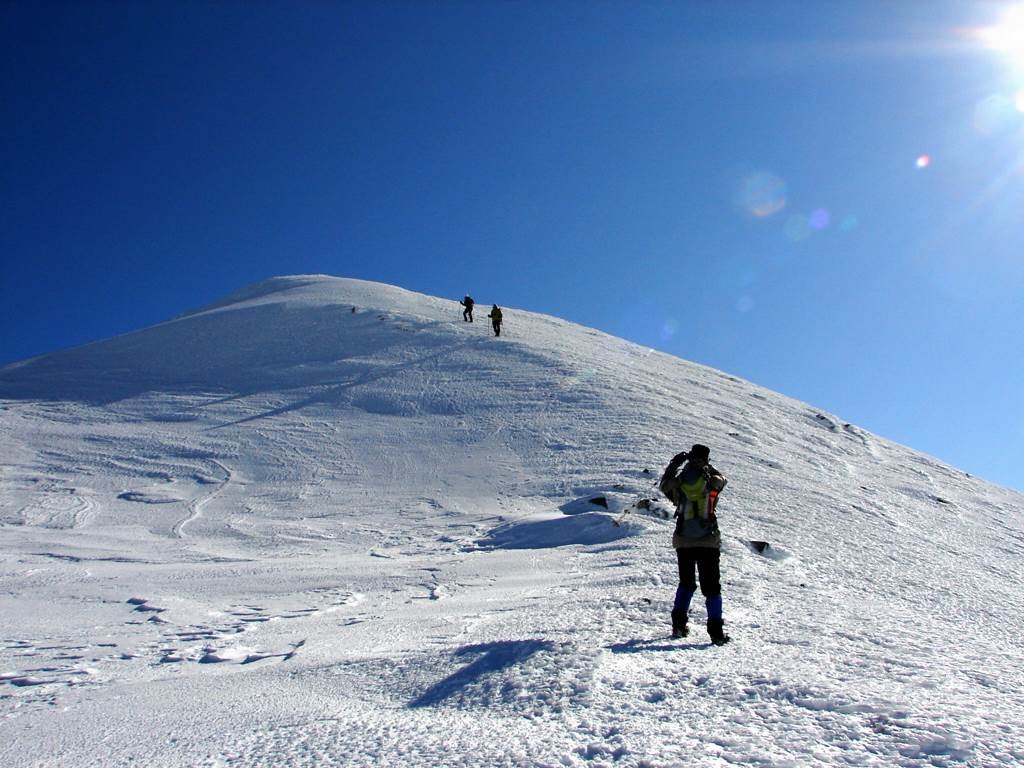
[492, 321, 501, 337]
[676, 547, 721, 598]
[463, 308, 473, 321]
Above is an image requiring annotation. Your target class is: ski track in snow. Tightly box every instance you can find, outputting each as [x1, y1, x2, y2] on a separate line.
[1, 275, 1023, 767]
[171, 458, 232, 539]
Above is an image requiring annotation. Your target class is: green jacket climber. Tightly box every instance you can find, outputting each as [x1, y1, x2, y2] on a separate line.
[488, 305, 503, 337]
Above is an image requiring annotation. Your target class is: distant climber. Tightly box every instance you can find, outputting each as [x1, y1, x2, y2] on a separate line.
[488, 305, 503, 337]
[659, 443, 730, 645]
[460, 295, 475, 322]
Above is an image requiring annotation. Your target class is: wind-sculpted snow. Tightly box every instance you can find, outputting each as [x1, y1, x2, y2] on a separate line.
[1, 275, 1023, 767]
[477, 511, 643, 549]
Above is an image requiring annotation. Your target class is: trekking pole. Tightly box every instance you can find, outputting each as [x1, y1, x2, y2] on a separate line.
[612, 502, 635, 527]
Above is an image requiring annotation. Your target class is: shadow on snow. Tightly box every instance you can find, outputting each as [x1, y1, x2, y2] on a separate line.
[608, 637, 711, 654]
[409, 640, 554, 708]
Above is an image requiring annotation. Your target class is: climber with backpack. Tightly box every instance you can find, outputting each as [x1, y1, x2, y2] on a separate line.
[488, 304, 503, 337]
[659, 443, 730, 645]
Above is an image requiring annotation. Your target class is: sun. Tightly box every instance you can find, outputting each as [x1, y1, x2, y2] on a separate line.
[978, 5, 1024, 71]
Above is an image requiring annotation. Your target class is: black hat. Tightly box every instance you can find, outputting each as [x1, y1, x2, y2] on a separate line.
[689, 444, 710, 462]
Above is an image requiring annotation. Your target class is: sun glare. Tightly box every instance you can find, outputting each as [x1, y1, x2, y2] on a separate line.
[979, 5, 1024, 70]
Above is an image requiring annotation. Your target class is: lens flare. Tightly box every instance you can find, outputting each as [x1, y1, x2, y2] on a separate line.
[809, 208, 831, 229]
[974, 94, 1016, 135]
[735, 172, 787, 218]
[839, 214, 859, 232]
[916, 154, 931, 169]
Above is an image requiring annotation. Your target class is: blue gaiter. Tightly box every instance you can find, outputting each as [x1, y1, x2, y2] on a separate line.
[673, 585, 695, 612]
[706, 595, 723, 620]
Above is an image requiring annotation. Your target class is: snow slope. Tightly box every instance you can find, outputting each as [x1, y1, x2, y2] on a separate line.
[1, 275, 1022, 767]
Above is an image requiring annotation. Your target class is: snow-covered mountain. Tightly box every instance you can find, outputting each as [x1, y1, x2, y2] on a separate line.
[1, 275, 1021, 767]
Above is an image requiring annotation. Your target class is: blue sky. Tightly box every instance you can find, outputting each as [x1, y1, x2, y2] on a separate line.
[2, 1, 1023, 491]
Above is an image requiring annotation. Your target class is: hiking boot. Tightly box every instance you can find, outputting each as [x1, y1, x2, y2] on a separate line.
[707, 618, 730, 645]
[671, 608, 689, 638]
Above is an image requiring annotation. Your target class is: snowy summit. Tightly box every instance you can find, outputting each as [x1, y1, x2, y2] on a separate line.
[1, 275, 1021, 767]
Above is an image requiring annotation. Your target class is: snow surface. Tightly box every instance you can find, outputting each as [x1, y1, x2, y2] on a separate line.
[1, 274, 1022, 767]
